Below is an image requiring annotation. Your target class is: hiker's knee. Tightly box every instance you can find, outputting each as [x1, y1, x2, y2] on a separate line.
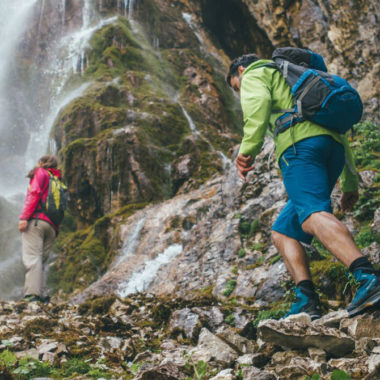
[271, 230, 283, 248]
[302, 211, 345, 235]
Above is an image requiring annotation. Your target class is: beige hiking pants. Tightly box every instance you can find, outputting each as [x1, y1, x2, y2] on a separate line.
[22, 219, 56, 297]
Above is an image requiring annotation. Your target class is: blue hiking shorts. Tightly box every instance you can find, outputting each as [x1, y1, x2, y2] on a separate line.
[272, 135, 345, 244]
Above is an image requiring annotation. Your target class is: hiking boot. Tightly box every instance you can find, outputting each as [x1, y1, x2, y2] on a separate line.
[347, 269, 380, 317]
[24, 294, 42, 302]
[284, 287, 322, 320]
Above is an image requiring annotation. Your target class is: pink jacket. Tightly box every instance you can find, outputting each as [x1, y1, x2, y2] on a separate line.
[19, 167, 62, 231]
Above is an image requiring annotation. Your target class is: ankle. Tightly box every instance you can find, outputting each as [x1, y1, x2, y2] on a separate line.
[349, 257, 376, 274]
[297, 280, 316, 294]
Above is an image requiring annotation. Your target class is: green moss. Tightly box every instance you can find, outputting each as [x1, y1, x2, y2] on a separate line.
[48, 214, 117, 295]
[310, 259, 350, 300]
[22, 318, 58, 340]
[78, 295, 117, 315]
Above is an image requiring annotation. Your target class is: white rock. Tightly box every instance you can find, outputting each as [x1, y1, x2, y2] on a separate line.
[190, 328, 239, 366]
[209, 368, 234, 380]
[284, 312, 312, 325]
[367, 354, 380, 373]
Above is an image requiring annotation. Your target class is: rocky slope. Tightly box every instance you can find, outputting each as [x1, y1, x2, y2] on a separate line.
[1, 0, 379, 378]
[0, 296, 379, 379]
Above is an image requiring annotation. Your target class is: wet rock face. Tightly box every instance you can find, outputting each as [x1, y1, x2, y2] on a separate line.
[50, 1, 241, 224]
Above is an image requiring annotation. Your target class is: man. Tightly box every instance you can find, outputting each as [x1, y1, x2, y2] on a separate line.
[227, 53, 380, 319]
[19, 155, 62, 302]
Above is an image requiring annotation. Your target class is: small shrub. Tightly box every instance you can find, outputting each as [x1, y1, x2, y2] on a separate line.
[238, 248, 246, 258]
[253, 308, 286, 328]
[225, 313, 235, 326]
[63, 358, 91, 376]
[354, 227, 380, 248]
[223, 279, 237, 297]
[0, 350, 17, 368]
[330, 369, 352, 380]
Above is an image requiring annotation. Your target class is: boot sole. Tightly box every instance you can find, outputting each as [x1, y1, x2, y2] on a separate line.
[347, 288, 380, 317]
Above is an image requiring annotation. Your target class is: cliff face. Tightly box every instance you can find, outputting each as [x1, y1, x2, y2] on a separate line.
[44, 0, 379, 299]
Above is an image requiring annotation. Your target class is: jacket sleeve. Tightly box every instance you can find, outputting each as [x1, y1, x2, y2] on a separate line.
[19, 168, 47, 220]
[340, 134, 359, 192]
[238, 69, 272, 158]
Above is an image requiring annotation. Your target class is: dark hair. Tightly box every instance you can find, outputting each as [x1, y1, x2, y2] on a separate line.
[226, 53, 260, 87]
[27, 155, 58, 178]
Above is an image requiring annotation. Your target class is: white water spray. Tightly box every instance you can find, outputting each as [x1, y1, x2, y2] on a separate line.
[117, 244, 183, 297]
[113, 216, 146, 267]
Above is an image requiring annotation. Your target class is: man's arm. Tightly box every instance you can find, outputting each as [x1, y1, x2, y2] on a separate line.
[236, 69, 272, 180]
[19, 168, 46, 231]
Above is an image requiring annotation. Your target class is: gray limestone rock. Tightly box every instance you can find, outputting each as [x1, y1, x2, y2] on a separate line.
[190, 328, 239, 366]
[216, 326, 256, 355]
[340, 313, 380, 339]
[209, 368, 235, 380]
[258, 319, 355, 356]
[169, 308, 201, 341]
[241, 366, 278, 380]
[313, 309, 349, 328]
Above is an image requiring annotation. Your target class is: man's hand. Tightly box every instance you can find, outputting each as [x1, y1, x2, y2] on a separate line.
[18, 220, 28, 233]
[236, 153, 254, 181]
[340, 191, 359, 211]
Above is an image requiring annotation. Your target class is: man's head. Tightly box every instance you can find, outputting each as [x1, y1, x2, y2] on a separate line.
[226, 53, 259, 92]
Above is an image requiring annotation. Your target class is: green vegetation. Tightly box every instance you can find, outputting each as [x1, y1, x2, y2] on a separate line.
[238, 218, 260, 237]
[354, 226, 380, 248]
[48, 203, 146, 295]
[223, 279, 237, 297]
[0, 351, 116, 379]
[225, 313, 235, 326]
[252, 308, 287, 328]
[352, 121, 380, 169]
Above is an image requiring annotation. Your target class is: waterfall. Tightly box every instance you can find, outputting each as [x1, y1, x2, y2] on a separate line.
[0, 0, 38, 196]
[0, 0, 118, 300]
[113, 216, 146, 267]
[117, 244, 183, 297]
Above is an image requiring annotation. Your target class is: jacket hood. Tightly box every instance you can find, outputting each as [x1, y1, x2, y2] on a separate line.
[243, 59, 274, 76]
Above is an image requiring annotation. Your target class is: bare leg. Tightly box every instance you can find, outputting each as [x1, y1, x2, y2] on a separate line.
[272, 230, 312, 284]
[302, 211, 362, 267]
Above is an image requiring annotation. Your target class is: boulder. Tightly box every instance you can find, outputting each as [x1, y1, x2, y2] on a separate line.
[258, 319, 355, 356]
[340, 313, 380, 339]
[190, 328, 239, 366]
[169, 308, 201, 341]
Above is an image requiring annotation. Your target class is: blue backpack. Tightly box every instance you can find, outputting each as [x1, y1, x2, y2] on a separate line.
[265, 47, 363, 136]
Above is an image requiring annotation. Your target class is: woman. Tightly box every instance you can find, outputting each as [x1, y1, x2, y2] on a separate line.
[18, 155, 62, 302]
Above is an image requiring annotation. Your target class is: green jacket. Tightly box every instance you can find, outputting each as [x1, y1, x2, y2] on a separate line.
[238, 59, 359, 192]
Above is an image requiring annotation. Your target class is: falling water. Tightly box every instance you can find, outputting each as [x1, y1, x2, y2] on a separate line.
[0, 0, 120, 299]
[117, 244, 183, 297]
[113, 216, 146, 267]
[0, 0, 38, 196]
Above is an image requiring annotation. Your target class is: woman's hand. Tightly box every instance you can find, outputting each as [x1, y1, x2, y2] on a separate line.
[18, 220, 28, 233]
